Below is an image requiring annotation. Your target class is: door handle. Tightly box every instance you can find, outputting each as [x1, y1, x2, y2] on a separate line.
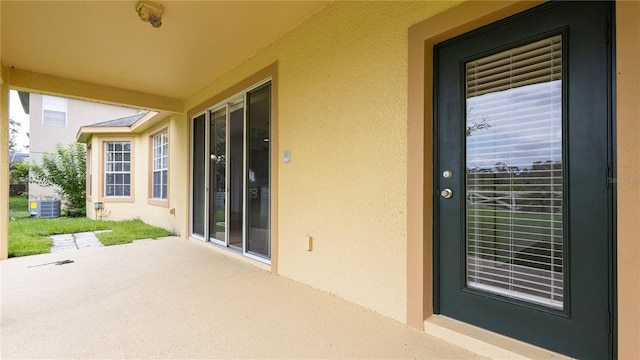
[441, 188, 453, 199]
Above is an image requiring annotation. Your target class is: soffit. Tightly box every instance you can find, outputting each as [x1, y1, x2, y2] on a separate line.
[1, 1, 327, 100]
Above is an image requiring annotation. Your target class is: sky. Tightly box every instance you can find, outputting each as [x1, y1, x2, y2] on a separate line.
[466, 80, 562, 170]
[9, 90, 30, 152]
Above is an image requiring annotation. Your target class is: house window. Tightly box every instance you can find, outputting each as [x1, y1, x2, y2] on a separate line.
[42, 95, 67, 127]
[104, 141, 131, 197]
[151, 130, 168, 200]
[87, 146, 92, 197]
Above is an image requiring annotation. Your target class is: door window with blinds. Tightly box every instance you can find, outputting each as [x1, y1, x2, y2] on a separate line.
[465, 35, 564, 309]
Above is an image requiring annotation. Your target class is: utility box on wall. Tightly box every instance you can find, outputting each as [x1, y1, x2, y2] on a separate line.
[30, 200, 61, 218]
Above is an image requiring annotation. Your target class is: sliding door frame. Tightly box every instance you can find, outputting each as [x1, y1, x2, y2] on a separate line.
[189, 77, 273, 266]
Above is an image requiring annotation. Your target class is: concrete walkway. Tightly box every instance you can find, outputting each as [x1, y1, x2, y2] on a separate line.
[50, 230, 109, 252]
[0, 237, 486, 359]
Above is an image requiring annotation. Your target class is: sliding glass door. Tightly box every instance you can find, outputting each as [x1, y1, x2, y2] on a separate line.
[191, 81, 272, 263]
[246, 84, 271, 259]
[191, 114, 206, 238]
[209, 108, 227, 244]
[228, 98, 244, 250]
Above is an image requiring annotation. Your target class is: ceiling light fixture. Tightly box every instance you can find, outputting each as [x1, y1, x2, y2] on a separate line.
[136, 1, 164, 28]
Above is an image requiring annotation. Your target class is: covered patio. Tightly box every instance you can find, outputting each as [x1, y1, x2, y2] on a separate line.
[1, 1, 638, 358]
[1, 238, 483, 359]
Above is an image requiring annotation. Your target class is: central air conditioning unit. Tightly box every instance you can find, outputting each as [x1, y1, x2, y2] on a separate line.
[30, 200, 61, 218]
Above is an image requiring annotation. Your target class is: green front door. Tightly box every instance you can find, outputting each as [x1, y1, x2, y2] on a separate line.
[435, 2, 613, 358]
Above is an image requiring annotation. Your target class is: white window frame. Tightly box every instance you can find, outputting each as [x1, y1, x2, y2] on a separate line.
[42, 95, 67, 127]
[151, 129, 168, 201]
[87, 146, 92, 198]
[104, 141, 132, 198]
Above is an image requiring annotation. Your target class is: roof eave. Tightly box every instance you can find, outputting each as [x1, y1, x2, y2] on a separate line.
[76, 111, 164, 143]
[76, 126, 133, 143]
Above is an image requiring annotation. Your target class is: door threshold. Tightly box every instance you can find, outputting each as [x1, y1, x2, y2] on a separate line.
[189, 237, 271, 272]
[423, 316, 570, 360]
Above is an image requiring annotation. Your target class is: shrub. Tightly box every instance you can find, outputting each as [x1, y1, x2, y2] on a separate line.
[10, 162, 29, 183]
[30, 142, 86, 214]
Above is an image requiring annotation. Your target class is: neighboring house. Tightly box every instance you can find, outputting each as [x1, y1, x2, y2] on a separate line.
[26, 92, 142, 199]
[8, 152, 28, 168]
[2, 1, 639, 359]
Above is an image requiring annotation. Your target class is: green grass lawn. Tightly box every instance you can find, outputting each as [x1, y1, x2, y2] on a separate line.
[467, 206, 563, 272]
[9, 195, 30, 219]
[8, 196, 173, 258]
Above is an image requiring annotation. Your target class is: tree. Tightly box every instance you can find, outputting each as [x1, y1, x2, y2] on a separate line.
[9, 117, 20, 152]
[466, 105, 491, 137]
[10, 162, 29, 184]
[30, 142, 86, 213]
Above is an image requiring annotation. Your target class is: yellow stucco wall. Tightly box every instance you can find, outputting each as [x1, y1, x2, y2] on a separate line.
[1, 81, 9, 260]
[185, 1, 462, 322]
[167, 114, 189, 238]
[85, 115, 187, 237]
[183, 1, 639, 355]
[0, 0, 6, 260]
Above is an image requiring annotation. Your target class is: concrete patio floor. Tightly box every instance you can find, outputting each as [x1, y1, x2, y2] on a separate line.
[1, 237, 487, 359]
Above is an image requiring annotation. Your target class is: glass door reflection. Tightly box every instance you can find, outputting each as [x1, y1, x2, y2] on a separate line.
[209, 108, 227, 244]
[245, 84, 271, 259]
[228, 99, 244, 250]
[192, 82, 271, 264]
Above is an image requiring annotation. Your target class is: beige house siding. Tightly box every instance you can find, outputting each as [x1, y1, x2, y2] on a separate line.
[29, 93, 140, 199]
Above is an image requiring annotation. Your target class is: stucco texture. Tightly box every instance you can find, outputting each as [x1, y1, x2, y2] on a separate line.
[185, 1, 461, 322]
[1, 82, 9, 259]
[85, 116, 186, 237]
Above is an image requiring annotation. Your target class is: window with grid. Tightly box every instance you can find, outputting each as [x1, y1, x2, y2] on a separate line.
[42, 95, 67, 127]
[104, 141, 131, 197]
[151, 130, 168, 200]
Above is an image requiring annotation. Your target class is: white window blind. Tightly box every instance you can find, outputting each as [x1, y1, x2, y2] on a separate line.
[42, 95, 67, 127]
[465, 35, 564, 309]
